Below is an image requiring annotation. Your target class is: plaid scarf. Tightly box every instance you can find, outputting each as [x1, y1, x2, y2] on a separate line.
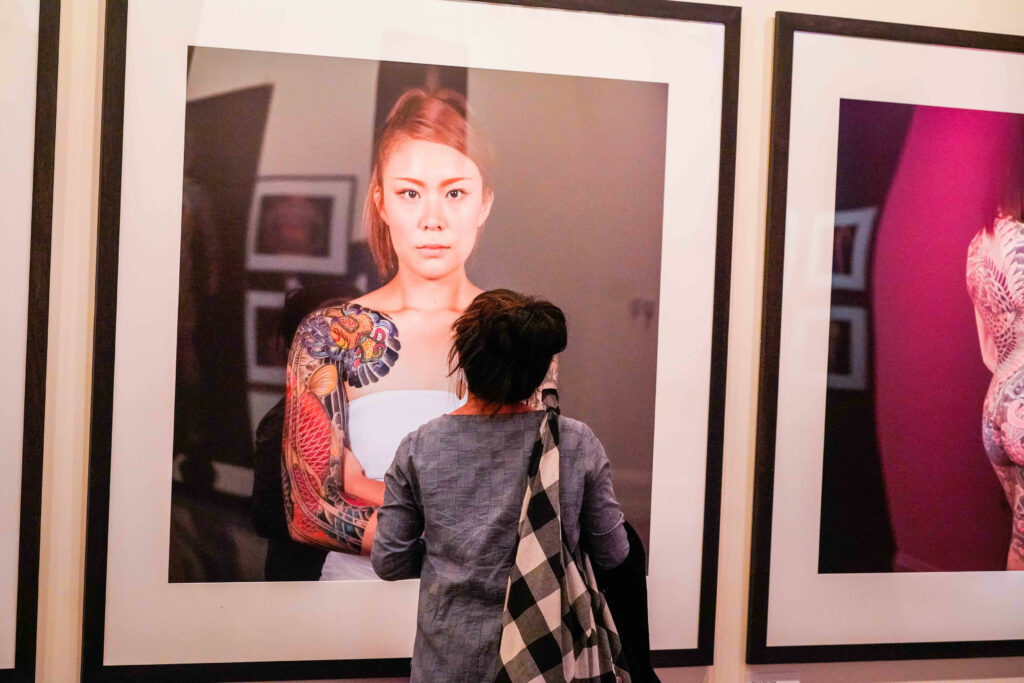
[495, 404, 630, 683]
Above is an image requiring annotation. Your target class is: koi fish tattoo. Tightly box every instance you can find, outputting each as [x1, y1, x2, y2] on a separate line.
[282, 303, 400, 552]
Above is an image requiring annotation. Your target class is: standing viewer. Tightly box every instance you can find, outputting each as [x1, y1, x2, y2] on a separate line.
[372, 290, 630, 681]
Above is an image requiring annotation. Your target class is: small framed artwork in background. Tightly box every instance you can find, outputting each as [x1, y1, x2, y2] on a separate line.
[246, 175, 355, 274]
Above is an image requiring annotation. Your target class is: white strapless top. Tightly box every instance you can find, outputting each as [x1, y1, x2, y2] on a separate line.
[347, 390, 465, 480]
[320, 389, 465, 581]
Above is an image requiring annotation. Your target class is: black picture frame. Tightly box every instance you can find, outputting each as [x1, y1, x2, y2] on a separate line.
[84, 0, 739, 679]
[1, 2, 59, 682]
[749, 11, 1024, 665]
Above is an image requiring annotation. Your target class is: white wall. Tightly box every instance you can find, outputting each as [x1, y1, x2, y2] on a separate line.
[37, 0, 1024, 681]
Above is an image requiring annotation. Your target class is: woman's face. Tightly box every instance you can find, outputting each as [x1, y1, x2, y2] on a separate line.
[376, 137, 493, 281]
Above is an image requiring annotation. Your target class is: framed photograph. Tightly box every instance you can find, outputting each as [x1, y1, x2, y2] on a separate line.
[85, 0, 739, 678]
[0, 1, 58, 680]
[825, 306, 866, 391]
[244, 290, 287, 385]
[749, 12, 1024, 664]
[246, 175, 355, 274]
[830, 207, 875, 291]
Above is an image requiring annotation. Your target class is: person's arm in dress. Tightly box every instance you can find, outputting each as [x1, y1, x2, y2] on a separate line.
[372, 434, 425, 580]
[580, 424, 661, 681]
[579, 425, 629, 570]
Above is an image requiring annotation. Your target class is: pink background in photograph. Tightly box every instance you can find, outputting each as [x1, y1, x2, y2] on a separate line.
[872, 105, 1023, 571]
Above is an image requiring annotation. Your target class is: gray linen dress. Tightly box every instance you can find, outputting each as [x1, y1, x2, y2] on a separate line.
[372, 411, 629, 682]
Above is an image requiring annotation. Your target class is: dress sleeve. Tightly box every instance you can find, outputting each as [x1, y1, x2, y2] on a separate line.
[579, 426, 629, 570]
[371, 433, 426, 580]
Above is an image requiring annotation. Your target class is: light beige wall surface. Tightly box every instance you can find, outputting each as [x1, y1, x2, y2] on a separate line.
[186, 47, 378, 213]
[38, 0, 1024, 681]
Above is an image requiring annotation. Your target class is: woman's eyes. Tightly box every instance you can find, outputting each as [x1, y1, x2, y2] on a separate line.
[396, 188, 466, 200]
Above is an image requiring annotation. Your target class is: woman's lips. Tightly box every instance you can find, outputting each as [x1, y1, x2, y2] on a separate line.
[416, 244, 449, 252]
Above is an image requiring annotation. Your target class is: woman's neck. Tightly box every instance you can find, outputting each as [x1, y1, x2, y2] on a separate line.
[450, 394, 535, 415]
[386, 267, 478, 313]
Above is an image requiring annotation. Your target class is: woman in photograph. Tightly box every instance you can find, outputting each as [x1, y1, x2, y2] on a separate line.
[283, 88, 499, 580]
[967, 195, 1024, 571]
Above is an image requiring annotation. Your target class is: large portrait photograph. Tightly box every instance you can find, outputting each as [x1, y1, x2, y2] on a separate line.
[820, 98, 1024, 575]
[749, 12, 1024, 664]
[170, 46, 669, 585]
[85, 0, 738, 678]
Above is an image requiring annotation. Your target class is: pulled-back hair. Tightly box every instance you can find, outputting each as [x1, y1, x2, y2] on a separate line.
[449, 289, 567, 407]
[365, 88, 494, 278]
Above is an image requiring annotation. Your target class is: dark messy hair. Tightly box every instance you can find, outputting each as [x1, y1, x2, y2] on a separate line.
[449, 289, 566, 407]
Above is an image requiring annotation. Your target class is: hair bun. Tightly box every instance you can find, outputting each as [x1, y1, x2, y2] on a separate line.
[450, 289, 567, 405]
[521, 301, 567, 357]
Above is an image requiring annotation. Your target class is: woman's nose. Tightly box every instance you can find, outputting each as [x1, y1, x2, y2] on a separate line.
[421, 193, 445, 230]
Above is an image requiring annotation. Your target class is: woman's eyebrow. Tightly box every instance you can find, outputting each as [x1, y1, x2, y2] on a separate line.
[390, 176, 473, 186]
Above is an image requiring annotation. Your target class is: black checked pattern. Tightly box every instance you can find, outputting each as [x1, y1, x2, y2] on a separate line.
[495, 406, 630, 682]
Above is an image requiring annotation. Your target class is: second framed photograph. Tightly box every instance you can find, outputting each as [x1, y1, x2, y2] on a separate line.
[86, 0, 739, 679]
[750, 11, 1024, 664]
[246, 175, 355, 274]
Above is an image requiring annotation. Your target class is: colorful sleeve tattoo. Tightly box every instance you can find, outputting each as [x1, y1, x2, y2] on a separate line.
[1011, 466, 1024, 569]
[282, 303, 400, 553]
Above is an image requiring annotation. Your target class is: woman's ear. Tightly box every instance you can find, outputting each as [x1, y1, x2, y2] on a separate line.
[373, 185, 387, 225]
[478, 189, 494, 227]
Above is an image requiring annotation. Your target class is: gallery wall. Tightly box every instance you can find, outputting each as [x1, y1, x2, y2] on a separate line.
[35, 1, 1024, 682]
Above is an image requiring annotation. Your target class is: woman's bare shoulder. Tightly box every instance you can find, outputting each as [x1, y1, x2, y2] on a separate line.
[293, 287, 393, 323]
[291, 299, 402, 389]
[347, 283, 398, 314]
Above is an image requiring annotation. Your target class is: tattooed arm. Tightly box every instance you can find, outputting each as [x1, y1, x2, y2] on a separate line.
[973, 308, 998, 373]
[282, 304, 400, 554]
[1007, 466, 1024, 571]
